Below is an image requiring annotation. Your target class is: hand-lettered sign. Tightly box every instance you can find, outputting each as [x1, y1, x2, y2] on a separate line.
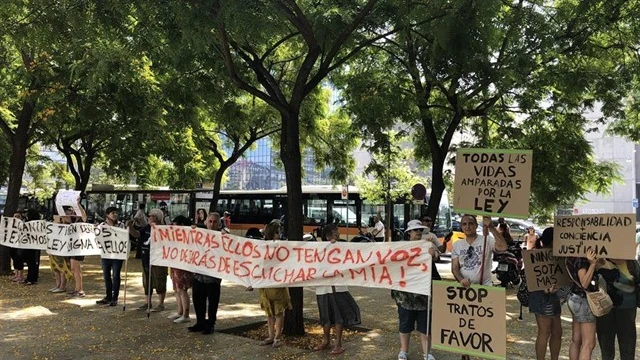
[0, 216, 129, 260]
[522, 249, 571, 292]
[553, 214, 636, 260]
[432, 281, 506, 360]
[149, 225, 432, 294]
[453, 148, 532, 218]
[55, 190, 82, 217]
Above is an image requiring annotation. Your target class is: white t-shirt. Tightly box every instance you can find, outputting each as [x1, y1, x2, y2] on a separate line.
[451, 234, 496, 286]
[422, 231, 441, 247]
[372, 221, 385, 238]
[635, 232, 640, 261]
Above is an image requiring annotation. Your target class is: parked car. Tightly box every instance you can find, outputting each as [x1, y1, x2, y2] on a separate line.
[494, 218, 543, 241]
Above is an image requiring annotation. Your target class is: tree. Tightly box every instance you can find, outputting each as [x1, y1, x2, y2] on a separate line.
[335, 0, 638, 222]
[0, 1, 102, 272]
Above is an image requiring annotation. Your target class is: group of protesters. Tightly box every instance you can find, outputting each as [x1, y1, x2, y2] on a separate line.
[5, 205, 640, 360]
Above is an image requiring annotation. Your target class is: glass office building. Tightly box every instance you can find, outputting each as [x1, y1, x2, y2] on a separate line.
[223, 138, 333, 190]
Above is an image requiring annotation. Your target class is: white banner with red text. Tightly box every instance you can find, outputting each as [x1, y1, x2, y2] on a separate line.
[0, 216, 130, 260]
[149, 225, 433, 294]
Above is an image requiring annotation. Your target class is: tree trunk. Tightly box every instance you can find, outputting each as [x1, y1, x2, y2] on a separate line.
[280, 109, 305, 336]
[427, 156, 446, 224]
[209, 162, 230, 213]
[76, 154, 94, 192]
[0, 101, 34, 274]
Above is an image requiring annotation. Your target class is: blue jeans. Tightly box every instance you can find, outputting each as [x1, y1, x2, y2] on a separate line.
[101, 259, 124, 301]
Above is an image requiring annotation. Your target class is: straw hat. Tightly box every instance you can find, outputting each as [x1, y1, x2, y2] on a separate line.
[404, 219, 428, 233]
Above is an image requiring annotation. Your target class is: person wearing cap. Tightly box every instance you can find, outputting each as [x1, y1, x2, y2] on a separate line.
[392, 219, 438, 360]
[96, 207, 125, 306]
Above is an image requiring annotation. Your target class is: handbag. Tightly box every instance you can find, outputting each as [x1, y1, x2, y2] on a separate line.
[566, 262, 613, 317]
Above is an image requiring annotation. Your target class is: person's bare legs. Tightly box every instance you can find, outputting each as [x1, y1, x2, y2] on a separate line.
[399, 332, 411, 353]
[333, 324, 344, 352]
[578, 322, 596, 360]
[70, 259, 83, 293]
[174, 287, 183, 316]
[179, 289, 190, 318]
[569, 319, 582, 360]
[158, 292, 165, 306]
[54, 271, 62, 289]
[264, 316, 275, 341]
[419, 331, 429, 355]
[549, 315, 562, 360]
[535, 315, 553, 360]
[274, 314, 284, 340]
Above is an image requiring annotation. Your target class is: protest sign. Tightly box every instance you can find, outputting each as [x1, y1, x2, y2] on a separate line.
[0, 217, 49, 250]
[432, 280, 506, 360]
[0, 216, 129, 259]
[553, 214, 636, 259]
[55, 190, 82, 217]
[453, 148, 532, 218]
[95, 225, 129, 260]
[522, 249, 571, 292]
[149, 225, 432, 294]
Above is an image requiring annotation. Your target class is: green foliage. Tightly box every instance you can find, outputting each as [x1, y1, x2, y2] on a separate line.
[356, 131, 429, 204]
[23, 145, 73, 201]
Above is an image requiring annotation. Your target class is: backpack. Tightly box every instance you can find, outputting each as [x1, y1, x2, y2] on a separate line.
[516, 271, 529, 307]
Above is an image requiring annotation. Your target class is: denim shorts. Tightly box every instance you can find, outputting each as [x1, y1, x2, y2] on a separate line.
[397, 305, 430, 334]
[529, 291, 561, 317]
[567, 293, 595, 323]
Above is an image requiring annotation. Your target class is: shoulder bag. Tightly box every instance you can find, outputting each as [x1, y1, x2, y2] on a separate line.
[566, 262, 613, 317]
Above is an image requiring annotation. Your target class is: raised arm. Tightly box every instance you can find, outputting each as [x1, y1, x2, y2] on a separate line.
[484, 216, 507, 252]
[577, 249, 598, 289]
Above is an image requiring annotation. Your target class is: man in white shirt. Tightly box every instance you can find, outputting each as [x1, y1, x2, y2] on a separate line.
[451, 215, 507, 287]
[371, 215, 385, 242]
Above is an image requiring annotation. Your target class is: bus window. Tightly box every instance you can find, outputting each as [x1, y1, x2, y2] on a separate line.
[304, 199, 327, 225]
[332, 200, 357, 226]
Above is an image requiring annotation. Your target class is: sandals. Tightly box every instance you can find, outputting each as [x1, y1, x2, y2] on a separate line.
[398, 351, 409, 360]
[272, 338, 282, 348]
[260, 338, 274, 346]
[330, 347, 345, 356]
[313, 342, 330, 351]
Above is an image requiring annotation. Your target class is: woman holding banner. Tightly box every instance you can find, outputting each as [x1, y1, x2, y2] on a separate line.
[48, 215, 73, 294]
[594, 258, 639, 360]
[247, 221, 291, 347]
[167, 215, 194, 324]
[312, 224, 361, 356]
[138, 209, 168, 312]
[566, 249, 599, 360]
[392, 220, 437, 360]
[188, 212, 223, 335]
[529, 228, 565, 360]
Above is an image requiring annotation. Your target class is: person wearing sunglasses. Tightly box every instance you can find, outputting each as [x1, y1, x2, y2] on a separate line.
[393, 220, 438, 360]
[451, 215, 508, 288]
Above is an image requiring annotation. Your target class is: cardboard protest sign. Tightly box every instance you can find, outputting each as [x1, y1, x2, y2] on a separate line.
[522, 249, 571, 292]
[553, 214, 636, 260]
[149, 225, 432, 293]
[55, 190, 82, 217]
[453, 148, 532, 218]
[432, 280, 506, 360]
[0, 216, 129, 259]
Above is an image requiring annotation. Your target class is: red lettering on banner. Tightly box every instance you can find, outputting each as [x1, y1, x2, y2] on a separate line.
[343, 249, 355, 263]
[391, 250, 409, 262]
[399, 266, 406, 287]
[157, 228, 170, 242]
[408, 247, 422, 266]
[349, 267, 367, 280]
[328, 248, 341, 264]
[379, 266, 392, 285]
[264, 244, 292, 261]
[322, 269, 344, 279]
[376, 249, 392, 264]
[203, 233, 220, 249]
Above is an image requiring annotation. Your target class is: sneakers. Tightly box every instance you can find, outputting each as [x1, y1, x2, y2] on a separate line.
[187, 324, 205, 332]
[173, 316, 191, 324]
[137, 303, 151, 310]
[51, 288, 66, 293]
[109, 301, 118, 307]
[425, 354, 436, 360]
[150, 304, 165, 312]
[398, 351, 408, 360]
[167, 313, 181, 320]
[48, 287, 58, 292]
[96, 298, 111, 305]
